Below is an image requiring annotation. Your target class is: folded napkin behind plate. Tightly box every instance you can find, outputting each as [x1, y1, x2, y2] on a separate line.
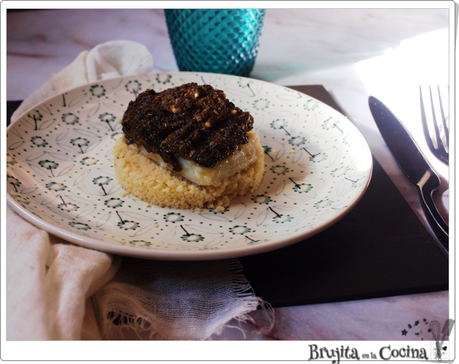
[7, 40, 270, 340]
[11, 40, 154, 121]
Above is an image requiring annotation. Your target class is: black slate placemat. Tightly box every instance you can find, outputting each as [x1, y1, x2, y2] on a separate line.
[239, 85, 448, 308]
[7, 100, 22, 126]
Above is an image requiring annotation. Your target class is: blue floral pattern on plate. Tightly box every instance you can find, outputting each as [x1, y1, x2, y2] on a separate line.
[7, 72, 372, 260]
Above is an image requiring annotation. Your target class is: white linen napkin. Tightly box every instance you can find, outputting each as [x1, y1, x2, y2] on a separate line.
[11, 40, 155, 121]
[7, 40, 270, 340]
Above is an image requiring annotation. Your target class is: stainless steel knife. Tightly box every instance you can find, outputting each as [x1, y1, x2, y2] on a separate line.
[369, 96, 448, 253]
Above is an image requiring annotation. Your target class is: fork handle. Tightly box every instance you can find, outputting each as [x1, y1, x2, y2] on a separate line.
[418, 184, 449, 254]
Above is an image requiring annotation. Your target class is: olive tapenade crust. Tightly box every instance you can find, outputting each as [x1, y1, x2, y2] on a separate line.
[121, 82, 254, 171]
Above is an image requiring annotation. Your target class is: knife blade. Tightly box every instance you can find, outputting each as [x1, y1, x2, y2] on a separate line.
[369, 96, 448, 253]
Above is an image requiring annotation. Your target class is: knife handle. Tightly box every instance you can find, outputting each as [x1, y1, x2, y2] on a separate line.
[418, 176, 449, 253]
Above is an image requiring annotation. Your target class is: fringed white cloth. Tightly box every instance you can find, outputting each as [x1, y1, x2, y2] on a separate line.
[7, 40, 272, 340]
[92, 259, 268, 340]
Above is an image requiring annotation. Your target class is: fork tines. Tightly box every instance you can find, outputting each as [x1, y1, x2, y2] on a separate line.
[420, 85, 449, 165]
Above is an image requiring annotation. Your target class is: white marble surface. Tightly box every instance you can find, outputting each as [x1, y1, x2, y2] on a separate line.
[5, 7, 452, 341]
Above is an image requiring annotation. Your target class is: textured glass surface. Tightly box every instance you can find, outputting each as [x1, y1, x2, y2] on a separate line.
[165, 9, 265, 77]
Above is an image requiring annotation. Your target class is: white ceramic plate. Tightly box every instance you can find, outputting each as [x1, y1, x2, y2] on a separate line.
[7, 72, 372, 260]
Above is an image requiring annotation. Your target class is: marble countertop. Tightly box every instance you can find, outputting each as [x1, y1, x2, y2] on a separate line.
[5, 7, 452, 342]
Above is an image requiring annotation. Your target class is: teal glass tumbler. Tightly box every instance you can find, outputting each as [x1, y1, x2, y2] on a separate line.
[165, 9, 265, 77]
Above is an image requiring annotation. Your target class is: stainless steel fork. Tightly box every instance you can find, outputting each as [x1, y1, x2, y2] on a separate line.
[420, 85, 449, 165]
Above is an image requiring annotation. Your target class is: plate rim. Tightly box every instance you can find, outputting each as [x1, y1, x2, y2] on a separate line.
[7, 71, 373, 261]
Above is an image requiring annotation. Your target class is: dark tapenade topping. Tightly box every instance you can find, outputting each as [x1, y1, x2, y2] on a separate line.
[121, 83, 254, 171]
